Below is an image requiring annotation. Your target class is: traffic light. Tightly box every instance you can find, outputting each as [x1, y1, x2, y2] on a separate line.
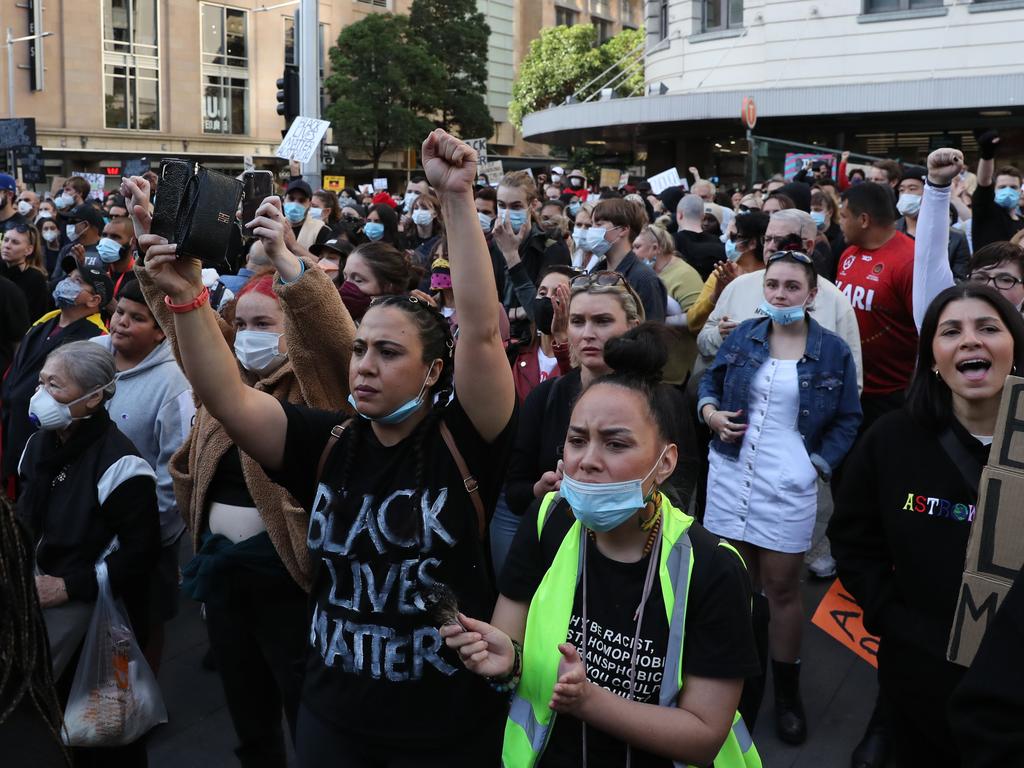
[276, 65, 300, 126]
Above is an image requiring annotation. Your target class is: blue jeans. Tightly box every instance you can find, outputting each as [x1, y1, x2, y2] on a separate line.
[489, 492, 521, 581]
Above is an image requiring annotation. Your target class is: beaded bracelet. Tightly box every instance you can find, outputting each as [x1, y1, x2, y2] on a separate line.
[487, 638, 523, 693]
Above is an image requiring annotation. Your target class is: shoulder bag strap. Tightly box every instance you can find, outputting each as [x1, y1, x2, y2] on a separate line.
[936, 426, 982, 499]
[439, 421, 486, 541]
[316, 418, 355, 486]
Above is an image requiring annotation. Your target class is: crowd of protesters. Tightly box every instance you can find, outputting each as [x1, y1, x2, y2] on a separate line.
[0, 126, 1022, 768]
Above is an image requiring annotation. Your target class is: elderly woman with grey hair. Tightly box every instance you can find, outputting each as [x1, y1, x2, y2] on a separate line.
[17, 340, 159, 695]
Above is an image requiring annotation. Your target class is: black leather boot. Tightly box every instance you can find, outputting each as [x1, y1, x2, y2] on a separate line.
[771, 659, 807, 745]
[851, 693, 889, 768]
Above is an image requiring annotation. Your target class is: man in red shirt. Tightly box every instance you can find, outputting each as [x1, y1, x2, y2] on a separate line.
[835, 181, 917, 428]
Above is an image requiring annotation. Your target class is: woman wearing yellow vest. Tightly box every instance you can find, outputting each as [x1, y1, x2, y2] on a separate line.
[442, 325, 761, 768]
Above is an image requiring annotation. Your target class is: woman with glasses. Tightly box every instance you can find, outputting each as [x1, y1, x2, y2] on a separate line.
[139, 131, 517, 766]
[0, 223, 50, 320]
[698, 250, 861, 745]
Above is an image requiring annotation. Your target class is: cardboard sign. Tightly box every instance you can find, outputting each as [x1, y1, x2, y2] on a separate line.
[647, 167, 682, 195]
[599, 168, 622, 189]
[71, 172, 107, 200]
[949, 375, 1024, 666]
[16, 145, 45, 184]
[948, 572, 1011, 667]
[122, 157, 150, 178]
[357, 184, 373, 195]
[275, 116, 331, 164]
[479, 160, 505, 185]
[465, 137, 488, 164]
[811, 579, 879, 668]
[372, 178, 388, 191]
[323, 175, 346, 192]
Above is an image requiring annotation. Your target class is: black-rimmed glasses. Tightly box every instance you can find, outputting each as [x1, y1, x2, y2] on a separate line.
[968, 272, 1024, 291]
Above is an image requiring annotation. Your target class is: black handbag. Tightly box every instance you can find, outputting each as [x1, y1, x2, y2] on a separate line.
[174, 167, 243, 269]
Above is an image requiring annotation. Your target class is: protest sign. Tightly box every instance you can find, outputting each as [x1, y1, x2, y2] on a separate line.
[372, 178, 388, 191]
[479, 160, 504, 186]
[811, 579, 879, 668]
[647, 167, 682, 195]
[323, 175, 346, 192]
[275, 116, 331, 164]
[465, 138, 488, 164]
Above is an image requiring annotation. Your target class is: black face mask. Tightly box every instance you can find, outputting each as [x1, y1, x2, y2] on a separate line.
[533, 296, 555, 336]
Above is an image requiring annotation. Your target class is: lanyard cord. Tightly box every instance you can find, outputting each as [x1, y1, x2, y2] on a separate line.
[579, 523, 664, 768]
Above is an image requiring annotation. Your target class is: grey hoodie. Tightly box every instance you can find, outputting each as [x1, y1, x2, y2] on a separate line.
[92, 336, 194, 544]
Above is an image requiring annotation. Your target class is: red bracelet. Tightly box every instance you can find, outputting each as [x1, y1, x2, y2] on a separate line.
[164, 286, 210, 314]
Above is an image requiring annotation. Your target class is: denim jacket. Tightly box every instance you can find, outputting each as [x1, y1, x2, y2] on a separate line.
[697, 316, 862, 479]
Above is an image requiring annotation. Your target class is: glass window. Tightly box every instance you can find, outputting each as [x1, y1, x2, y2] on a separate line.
[102, 0, 159, 130]
[703, 0, 743, 31]
[284, 16, 296, 67]
[555, 6, 577, 26]
[863, 0, 942, 10]
[202, 4, 249, 135]
[620, 0, 637, 27]
[593, 16, 612, 42]
[659, 0, 669, 39]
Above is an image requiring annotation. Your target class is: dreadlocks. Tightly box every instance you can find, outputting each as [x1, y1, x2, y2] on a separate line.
[0, 495, 69, 763]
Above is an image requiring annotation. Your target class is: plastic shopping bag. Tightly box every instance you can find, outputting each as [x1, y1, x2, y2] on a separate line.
[62, 561, 168, 746]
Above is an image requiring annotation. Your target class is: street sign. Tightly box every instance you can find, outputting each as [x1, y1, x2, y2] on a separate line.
[0, 118, 36, 150]
[465, 137, 488, 164]
[323, 175, 346, 192]
[741, 97, 757, 130]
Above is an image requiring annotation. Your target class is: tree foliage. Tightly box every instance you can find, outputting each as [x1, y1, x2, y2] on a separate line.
[509, 25, 646, 129]
[408, 0, 494, 139]
[324, 13, 443, 173]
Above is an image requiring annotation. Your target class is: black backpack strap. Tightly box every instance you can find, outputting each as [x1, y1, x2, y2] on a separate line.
[937, 426, 982, 499]
[316, 418, 355, 485]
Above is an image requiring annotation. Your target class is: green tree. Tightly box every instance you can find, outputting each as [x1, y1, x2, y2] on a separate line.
[408, 0, 494, 139]
[324, 13, 443, 174]
[509, 25, 645, 129]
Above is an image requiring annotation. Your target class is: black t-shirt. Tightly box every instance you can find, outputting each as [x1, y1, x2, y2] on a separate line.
[0, 211, 28, 233]
[267, 396, 516, 749]
[500, 498, 760, 768]
[674, 230, 724, 282]
[207, 446, 257, 508]
[0, 263, 50, 322]
[0, 274, 29, 375]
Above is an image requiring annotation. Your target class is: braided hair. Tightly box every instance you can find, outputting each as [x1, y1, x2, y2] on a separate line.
[0, 496, 69, 763]
[335, 296, 456, 540]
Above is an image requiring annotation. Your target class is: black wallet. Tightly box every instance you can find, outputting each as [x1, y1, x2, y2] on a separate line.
[174, 168, 243, 267]
[151, 158, 193, 241]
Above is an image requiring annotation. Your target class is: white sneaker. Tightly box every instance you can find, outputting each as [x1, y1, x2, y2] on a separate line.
[808, 553, 836, 579]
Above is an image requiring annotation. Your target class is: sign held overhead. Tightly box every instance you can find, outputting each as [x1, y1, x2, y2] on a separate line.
[275, 116, 331, 164]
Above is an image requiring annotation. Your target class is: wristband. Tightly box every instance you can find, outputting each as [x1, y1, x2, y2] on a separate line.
[164, 286, 210, 314]
[551, 339, 570, 353]
[926, 178, 952, 189]
[276, 259, 306, 286]
[487, 638, 523, 693]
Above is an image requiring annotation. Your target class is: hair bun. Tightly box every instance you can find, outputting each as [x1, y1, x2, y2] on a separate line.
[602, 323, 669, 385]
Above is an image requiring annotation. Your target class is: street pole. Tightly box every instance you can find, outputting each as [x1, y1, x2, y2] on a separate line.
[6, 28, 15, 118]
[298, 0, 321, 189]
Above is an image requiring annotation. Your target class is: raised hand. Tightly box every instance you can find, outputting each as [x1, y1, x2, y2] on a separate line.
[421, 129, 478, 196]
[440, 613, 516, 679]
[976, 129, 1000, 161]
[713, 261, 739, 298]
[550, 282, 570, 343]
[549, 643, 591, 715]
[493, 210, 529, 263]
[247, 197, 290, 262]
[121, 175, 153, 238]
[927, 148, 965, 187]
[141, 235, 204, 304]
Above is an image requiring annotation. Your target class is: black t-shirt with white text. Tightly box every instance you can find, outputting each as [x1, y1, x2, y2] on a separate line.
[267, 397, 515, 750]
[500, 499, 760, 768]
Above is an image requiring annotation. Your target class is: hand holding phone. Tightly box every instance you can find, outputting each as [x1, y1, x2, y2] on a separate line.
[241, 171, 274, 233]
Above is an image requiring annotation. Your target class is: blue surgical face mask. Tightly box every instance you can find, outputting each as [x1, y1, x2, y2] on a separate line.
[363, 221, 385, 241]
[724, 239, 739, 261]
[758, 299, 806, 325]
[502, 209, 528, 234]
[478, 211, 494, 232]
[560, 447, 667, 532]
[52, 277, 82, 309]
[97, 237, 123, 264]
[896, 193, 922, 217]
[810, 210, 827, 230]
[346, 362, 439, 425]
[283, 201, 307, 223]
[572, 227, 587, 246]
[308, 206, 324, 220]
[995, 187, 1021, 210]
[586, 226, 616, 256]
[568, 201, 582, 216]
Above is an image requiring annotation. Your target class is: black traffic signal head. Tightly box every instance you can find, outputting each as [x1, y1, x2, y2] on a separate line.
[276, 66, 300, 125]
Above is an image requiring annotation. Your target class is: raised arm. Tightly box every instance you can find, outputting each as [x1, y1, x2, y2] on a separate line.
[913, 149, 962, 330]
[423, 130, 515, 442]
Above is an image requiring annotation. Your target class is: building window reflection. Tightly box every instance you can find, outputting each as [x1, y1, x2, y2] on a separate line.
[102, 0, 160, 130]
[202, 4, 249, 135]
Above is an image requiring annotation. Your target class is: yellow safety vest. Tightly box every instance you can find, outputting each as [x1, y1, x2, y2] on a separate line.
[502, 492, 761, 768]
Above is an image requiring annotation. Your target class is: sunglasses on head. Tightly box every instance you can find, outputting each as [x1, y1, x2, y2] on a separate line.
[767, 250, 813, 265]
[570, 270, 625, 289]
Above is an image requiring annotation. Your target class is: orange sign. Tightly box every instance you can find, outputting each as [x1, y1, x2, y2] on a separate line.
[741, 97, 757, 130]
[811, 579, 879, 668]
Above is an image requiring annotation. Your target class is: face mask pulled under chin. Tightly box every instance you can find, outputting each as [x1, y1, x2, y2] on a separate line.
[559, 447, 668, 532]
[346, 362, 440, 425]
[233, 330, 287, 376]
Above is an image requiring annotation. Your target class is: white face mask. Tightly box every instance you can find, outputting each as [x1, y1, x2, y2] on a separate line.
[411, 209, 435, 227]
[234, 330, 287, 375]
[17, 200, 32, 216]
[42, 229, 59, 243]
[56, 193, 75, 210]
[28, 382, 112, 431]
[66, 223, 80, 242]
[308, 206, 324, 220]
